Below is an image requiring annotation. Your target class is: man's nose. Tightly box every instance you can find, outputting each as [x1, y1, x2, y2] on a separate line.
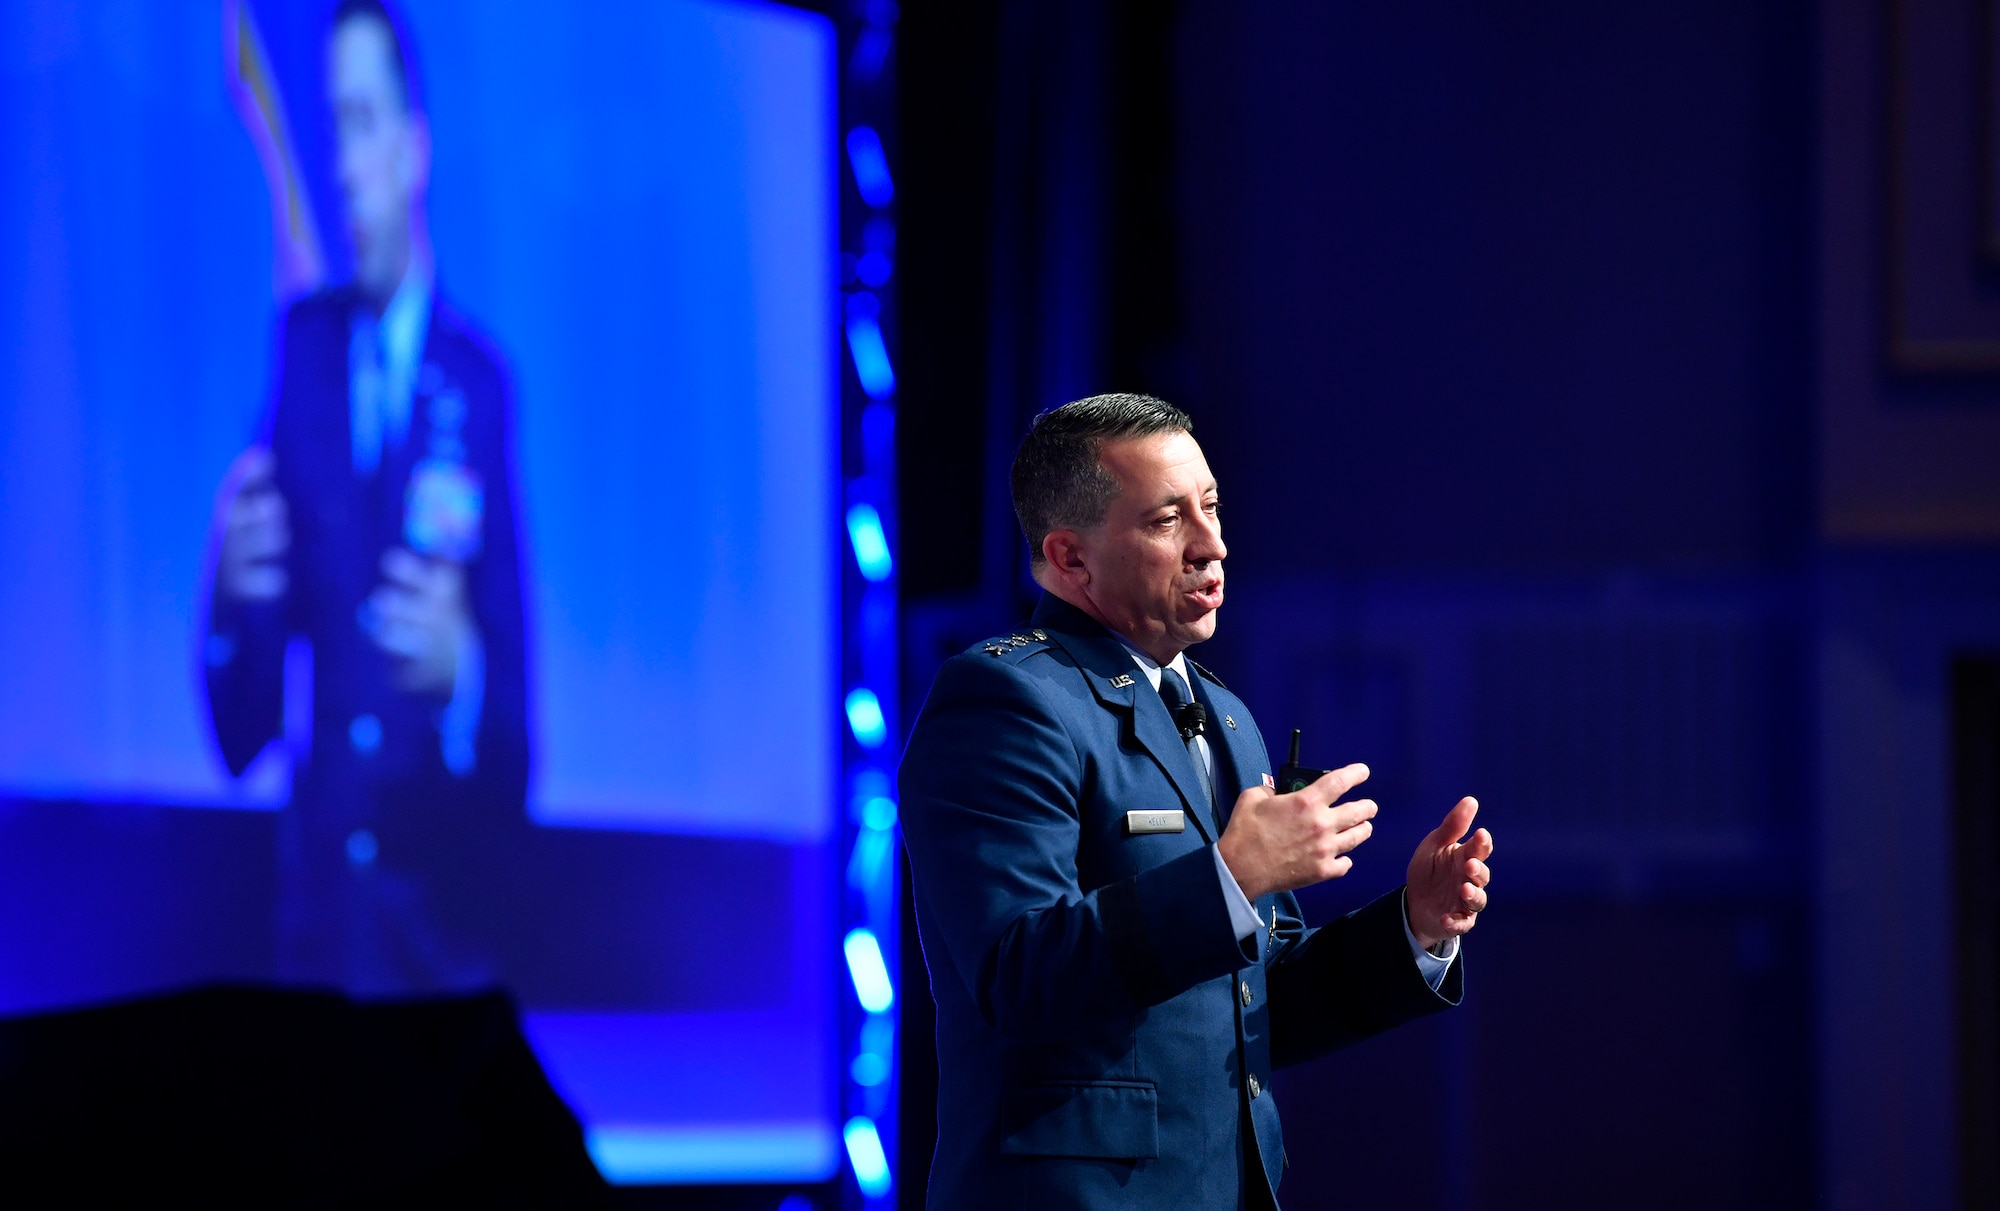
[1189, 514, 1226, 564]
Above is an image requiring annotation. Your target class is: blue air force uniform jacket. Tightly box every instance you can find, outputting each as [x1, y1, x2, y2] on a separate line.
[899, 594, 1461, 1210]
[202, 287, 529, 994]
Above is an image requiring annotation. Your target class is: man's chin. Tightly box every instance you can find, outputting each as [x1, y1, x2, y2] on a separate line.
[1175, 610, 1220, 647]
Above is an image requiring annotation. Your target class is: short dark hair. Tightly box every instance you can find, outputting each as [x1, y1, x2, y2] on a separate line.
[1011, 393, 1194, 566]
[332, 0, 422, 114]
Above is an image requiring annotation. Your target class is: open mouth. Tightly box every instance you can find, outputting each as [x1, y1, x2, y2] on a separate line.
[1187, 579, 1224, 610]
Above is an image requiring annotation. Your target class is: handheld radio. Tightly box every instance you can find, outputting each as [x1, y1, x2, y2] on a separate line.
[1276, 729, 1331, 794]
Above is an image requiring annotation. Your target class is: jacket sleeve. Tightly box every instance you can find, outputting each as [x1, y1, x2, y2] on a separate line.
[200, 310, 300, 776]
[465, 355, 529, 816]
[899, 652, 1254, 1045]
[1264, 887, 1463, 1069]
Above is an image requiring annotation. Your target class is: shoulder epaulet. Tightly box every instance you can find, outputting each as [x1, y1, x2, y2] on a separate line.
[976, 627, 1052, 661]
[1187, 657, 1228, 689]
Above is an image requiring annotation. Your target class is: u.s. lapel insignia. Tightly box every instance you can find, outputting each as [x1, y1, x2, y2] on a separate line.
[1224, 715, 1237, 730]
[1108, 673, 1135, 689]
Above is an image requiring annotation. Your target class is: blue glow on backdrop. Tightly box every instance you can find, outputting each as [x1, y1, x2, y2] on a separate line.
[0, 0, 841, 1185]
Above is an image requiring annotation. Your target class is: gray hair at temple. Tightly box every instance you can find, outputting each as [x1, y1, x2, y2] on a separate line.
[1010, 393, 1194, 567]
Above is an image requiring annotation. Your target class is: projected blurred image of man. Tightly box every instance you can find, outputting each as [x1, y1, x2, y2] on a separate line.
[203, 0, 529, 995]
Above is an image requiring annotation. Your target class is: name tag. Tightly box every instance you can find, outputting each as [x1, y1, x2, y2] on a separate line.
[1125, 810, 1186, 835]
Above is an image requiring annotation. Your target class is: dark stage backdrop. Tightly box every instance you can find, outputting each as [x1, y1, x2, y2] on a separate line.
[889, 1, 2000, 1209]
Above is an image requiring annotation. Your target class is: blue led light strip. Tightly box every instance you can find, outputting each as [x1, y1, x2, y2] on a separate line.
[837, 2, 900, 1207]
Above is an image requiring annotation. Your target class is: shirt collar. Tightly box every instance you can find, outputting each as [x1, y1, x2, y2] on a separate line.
[1112, 637, 1190, 695]
[374, 262, 433, 378]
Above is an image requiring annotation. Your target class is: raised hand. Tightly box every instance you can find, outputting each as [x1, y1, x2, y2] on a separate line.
[215, 447, 290, 602]
[1405, 797, 1493, 951]
[1216, 763, 1377, 902]
[364, 547, 473, 697]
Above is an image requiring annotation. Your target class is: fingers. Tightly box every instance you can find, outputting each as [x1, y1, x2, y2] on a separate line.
[1225, 778, 1375, 897]
[1326, 797, 1377, 833]
[1427, 796, 1477, 847]
[219, 466, 289, 601]
[1330, 817, 1372, 858]
[1302, 763, 1369, 808]
[1464, 856, 1490, 889]
[368, 583, 422, 630]
[380, 547, 428, 590]
[228, 446, 276, 491]
[228, 489, 287, 527]
[369, 614, 427, 660]
[231, 564, 288, 599]
[379, 549, 469, 607]
[1465, 826, 1494, 861]
[228, 496, 290, 558]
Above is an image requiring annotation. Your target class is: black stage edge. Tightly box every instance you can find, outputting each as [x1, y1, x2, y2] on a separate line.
[608, 1187, 835, 1210]
[0, 983, 604, 1204]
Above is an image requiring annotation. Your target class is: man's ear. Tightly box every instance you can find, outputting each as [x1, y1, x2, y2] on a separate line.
[1040, 529, 1089, 588]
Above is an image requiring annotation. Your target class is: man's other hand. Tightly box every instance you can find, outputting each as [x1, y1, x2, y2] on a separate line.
[215, 447, 290, 602]
[1405, 797, 1493, 951]
[366, 547, 473, 698]
[1217, 763, 1376, 902]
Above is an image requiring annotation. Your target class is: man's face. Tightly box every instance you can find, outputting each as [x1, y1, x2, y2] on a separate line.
[328, 16, 421, 302]
[1075, 430, 1227, 661]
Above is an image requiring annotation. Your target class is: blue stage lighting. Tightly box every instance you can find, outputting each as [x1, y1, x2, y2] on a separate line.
[845, 293, 896, 399]
[846, 826, 894, 895]
[843, 928, 895, 1012]
[843, 1116, 893, 1197]
[850, 1009, 895, 1086]
[845, 127, 895, 207]
[861, 1010, 895, 1056]
[846, 502, 894, 581]
[850, 769, 892, 816]
[851, 1050, 889, 1086]
[844, 688, 887, 749]
[861, 794, 897, 830]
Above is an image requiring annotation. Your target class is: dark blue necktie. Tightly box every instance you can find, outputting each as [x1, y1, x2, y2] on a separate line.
[1158, 666, 1216, 818]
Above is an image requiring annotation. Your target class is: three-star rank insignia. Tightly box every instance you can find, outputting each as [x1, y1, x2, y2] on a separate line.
[985, 632, 1042, 657]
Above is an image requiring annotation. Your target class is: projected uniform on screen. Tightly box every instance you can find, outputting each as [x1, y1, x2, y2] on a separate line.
[202, 0, 528, 995]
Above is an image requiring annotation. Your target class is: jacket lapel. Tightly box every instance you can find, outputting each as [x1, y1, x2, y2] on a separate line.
[1191, 675, 1263, 828]
[1031, 596, 1220, 842]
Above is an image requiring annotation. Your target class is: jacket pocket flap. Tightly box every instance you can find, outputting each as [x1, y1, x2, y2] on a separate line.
[1000, 1080, 1159, 1159]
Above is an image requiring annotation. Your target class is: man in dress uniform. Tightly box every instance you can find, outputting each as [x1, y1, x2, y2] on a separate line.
[899, 394, 1496, 1209]
[201, 0, 528, 994]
